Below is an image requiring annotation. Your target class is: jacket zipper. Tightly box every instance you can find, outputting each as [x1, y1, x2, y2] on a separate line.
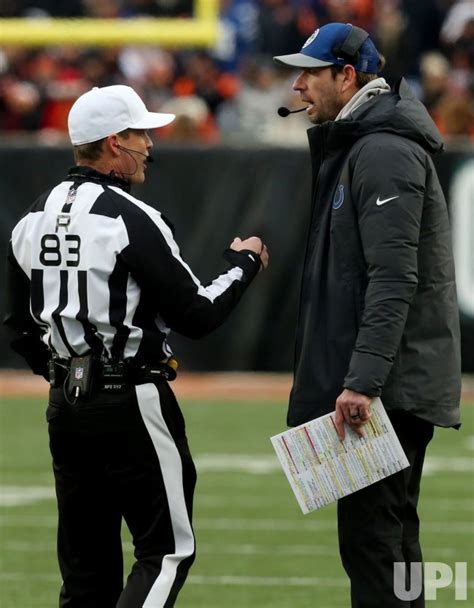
[293, 131, 327, 369]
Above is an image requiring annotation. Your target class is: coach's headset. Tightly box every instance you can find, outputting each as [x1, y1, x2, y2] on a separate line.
[332, 25, 370, 66]
[278, 26, 375, 118]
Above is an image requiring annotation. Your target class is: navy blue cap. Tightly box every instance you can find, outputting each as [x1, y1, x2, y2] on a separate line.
[274, 23, 381, 74]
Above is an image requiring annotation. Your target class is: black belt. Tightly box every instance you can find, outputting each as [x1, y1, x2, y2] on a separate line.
[49, 356, 178, 393]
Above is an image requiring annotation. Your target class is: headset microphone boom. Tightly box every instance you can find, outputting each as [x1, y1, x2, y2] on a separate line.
[277, 106, 307, 117]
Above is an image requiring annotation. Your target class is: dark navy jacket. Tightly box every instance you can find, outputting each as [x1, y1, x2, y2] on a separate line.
[289, 79, 461, 428]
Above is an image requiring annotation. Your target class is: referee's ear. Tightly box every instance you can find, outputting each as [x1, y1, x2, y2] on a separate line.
[107, 134, 122, 158]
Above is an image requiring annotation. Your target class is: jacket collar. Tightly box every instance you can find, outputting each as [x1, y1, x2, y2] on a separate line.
[307, 78, 443, 156]
[307, 119, 356, 158]
[67, 165, 131, 193]
[335, 77, 391, 121]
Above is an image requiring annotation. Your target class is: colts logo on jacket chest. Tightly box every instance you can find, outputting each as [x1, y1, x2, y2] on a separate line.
[332, 185, 345, 210]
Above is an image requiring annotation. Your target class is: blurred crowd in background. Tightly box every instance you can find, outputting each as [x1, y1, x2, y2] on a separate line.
[0, 0, 473, 146]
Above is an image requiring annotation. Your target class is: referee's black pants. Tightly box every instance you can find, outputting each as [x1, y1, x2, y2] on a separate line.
[47, 381, 196, 608]
[337, 411, 434, 608]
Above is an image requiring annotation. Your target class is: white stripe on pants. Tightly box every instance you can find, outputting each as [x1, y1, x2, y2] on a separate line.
[135, 383, 195, 607]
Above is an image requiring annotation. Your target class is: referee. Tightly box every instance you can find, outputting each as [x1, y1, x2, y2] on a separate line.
[4, 85, 268, 608]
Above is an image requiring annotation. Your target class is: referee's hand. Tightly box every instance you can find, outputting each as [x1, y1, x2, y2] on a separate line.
[231, 236, 269, 270]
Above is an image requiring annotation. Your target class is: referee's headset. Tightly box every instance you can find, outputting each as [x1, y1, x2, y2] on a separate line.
[277, 25, 371, 118]
[107, 137, 154, 179]
[116, 143, 154, 163]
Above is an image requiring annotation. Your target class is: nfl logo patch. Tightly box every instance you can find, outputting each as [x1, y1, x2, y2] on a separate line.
[66, 188, 77, 206]
[75, 367, 84, 380]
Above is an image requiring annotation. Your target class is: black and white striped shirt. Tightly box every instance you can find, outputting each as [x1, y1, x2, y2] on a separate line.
[5, 166, 260, 375]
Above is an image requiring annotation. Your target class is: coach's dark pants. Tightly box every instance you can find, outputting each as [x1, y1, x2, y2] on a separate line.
[337, 411, 434, 608]
[47, 381, 196, 608]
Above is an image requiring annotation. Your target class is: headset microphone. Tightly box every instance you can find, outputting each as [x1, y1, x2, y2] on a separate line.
[117, 144, 153, 163]
[277, 106, 307, 117]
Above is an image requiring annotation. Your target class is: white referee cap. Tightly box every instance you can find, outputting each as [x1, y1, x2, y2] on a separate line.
[68, 85, 175, 145]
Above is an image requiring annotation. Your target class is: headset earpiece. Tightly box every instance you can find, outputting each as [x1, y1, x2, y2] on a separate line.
[332, 25, 370, 65]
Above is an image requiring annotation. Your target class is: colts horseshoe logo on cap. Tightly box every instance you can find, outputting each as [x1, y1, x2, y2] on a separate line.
[302, 29, 319, 48]
[332, 185, 345, 209]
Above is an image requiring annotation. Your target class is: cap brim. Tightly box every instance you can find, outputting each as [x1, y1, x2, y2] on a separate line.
[273, 53, 334, 69]
[130, 111, 175, 130]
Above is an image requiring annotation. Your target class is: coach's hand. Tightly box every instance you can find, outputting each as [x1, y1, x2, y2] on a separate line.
[231, 236, 269, 270]
[334, 389, 372, 440]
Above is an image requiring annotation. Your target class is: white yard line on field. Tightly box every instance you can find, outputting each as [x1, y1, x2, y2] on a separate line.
[0, 486, 55, 506]
[423, 456, 474, 475]
[193, 454, 474, 475]
[1, 450, 473, 510]
[194, 454, 279, 474]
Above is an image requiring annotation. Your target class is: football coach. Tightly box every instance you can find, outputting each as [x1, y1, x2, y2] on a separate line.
[4, 84, 268, 608]
[274, 22, 461, 607]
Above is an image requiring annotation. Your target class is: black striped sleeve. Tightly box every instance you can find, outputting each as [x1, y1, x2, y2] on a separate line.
[3, 242, 49, 377]
[121, 201, 259, 339]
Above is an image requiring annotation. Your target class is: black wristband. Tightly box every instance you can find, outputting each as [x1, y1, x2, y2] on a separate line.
[223, 248, 261, 281]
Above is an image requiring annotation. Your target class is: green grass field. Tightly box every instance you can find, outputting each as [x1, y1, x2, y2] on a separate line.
[0, 394, 473, 607]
